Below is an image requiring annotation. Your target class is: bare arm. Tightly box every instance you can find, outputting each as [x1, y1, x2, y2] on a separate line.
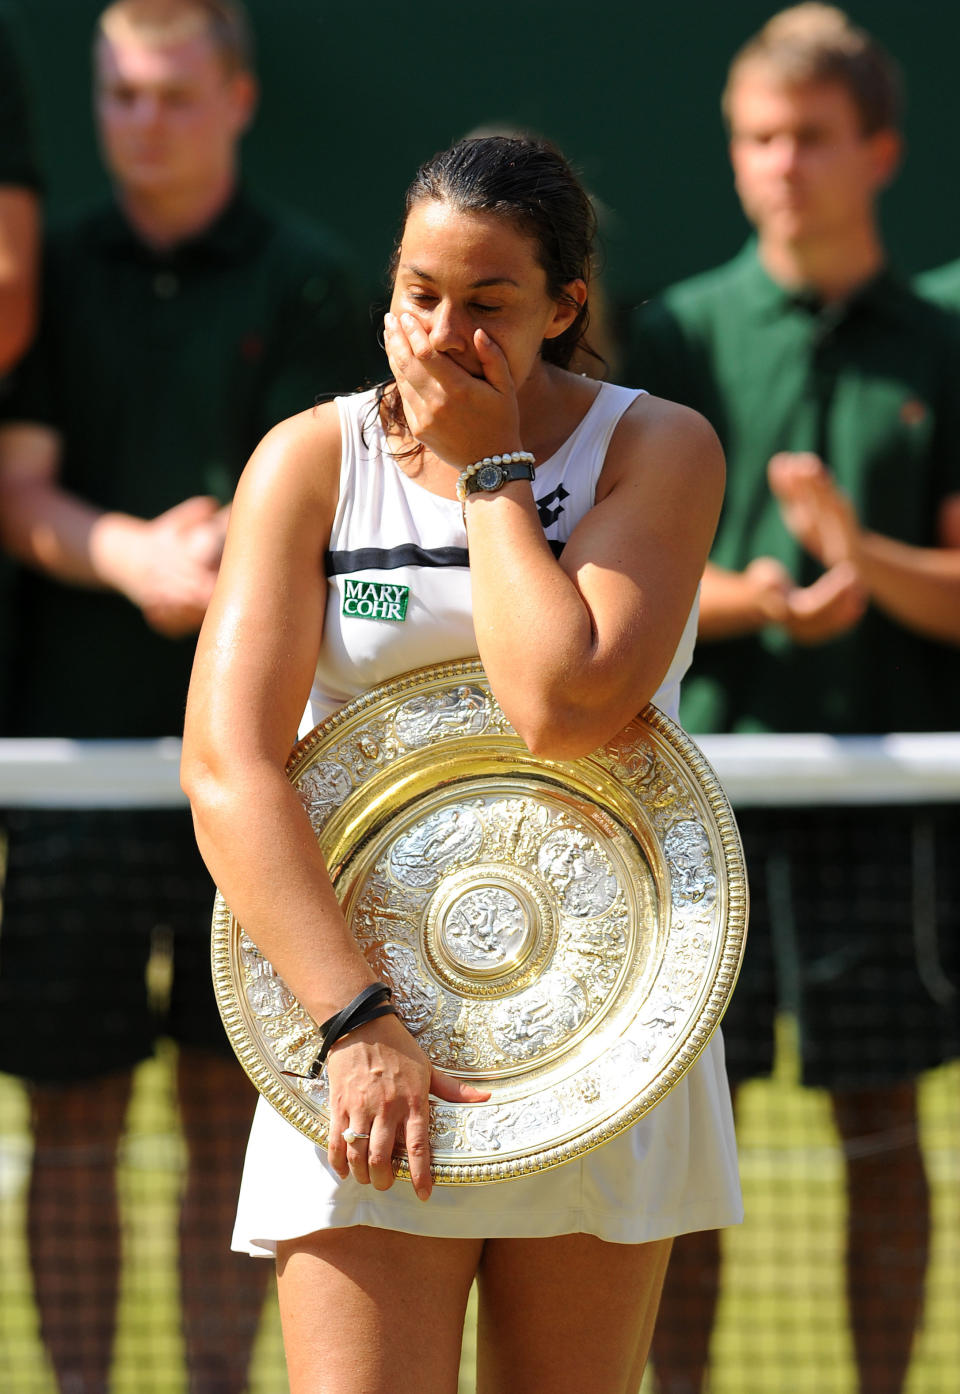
[466, 396, 724, 756]
[384, 314, 725, 758]
[769, 452, 960, 645]
[852, 533, 960, 642]
[682, 559, 783, 642]
[181, 406, 485, 1199]
[183, 407, 373, 1024]
[0, 422, 227, 635]
[0, 187, 39, 373]
[697, 555, 867, 645]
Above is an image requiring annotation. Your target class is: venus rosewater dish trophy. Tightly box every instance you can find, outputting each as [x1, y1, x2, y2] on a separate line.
[213, 659, 748, 1183]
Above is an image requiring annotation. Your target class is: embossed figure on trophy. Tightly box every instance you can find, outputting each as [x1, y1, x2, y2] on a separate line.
[352, 875, 425, 954]
[417, 810, 481, 866]
[354, 732, 381, 763]
[642, 999, 684, 1035]
[369, 942, 439, 1033]
[538, 829, 618, 918]
[296, 761, 354, 831]
[239, 934, 295, 1018]
[419, 1007, 485, 1072]
[394, 685, 490, 747]
[602, 735, 659, 789]
[492, 976, 589, 1062]
[444, 887, 527, 969]
[334, 720, 402, 780]
[663, 820, 717, 907]
[564, 914, 629, 996]
[389, 807, 484, 888]
[245, 970, 295, 1020]
[464, 1093, 564, 1154]
[507, 991, 555, 1048]
[538, 827, 591, 890]
[483, 796, 551, 864]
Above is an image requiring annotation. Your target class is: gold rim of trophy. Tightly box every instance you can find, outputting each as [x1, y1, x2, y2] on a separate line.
[211, 658, 748, 1185]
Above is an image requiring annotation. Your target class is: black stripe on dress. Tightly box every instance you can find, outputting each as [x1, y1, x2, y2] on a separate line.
[325, 540, 563, 575]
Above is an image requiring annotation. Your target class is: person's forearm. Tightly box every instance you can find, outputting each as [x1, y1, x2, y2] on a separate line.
[0, 282, 36, 374]
[184, 755, 378, 1023]
[465, 481, 693, 760]
[697, 560, 784, 641]
[0, 189, 40, 374]
[0, 474, 144, 589]
[467, 483, 599, 753]
[855, 532, 960, 644]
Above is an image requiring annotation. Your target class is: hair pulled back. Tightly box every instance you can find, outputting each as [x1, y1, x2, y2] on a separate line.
[374, 136, 600, 454]
[397, 135, 597, 370]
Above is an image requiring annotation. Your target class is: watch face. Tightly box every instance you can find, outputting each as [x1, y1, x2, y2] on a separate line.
[476, 463, 505, 491]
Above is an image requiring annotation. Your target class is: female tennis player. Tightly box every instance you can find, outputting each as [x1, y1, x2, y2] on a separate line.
[182, 135, 740, 1394]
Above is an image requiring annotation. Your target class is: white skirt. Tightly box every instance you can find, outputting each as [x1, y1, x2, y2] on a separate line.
[232, 1033, 742, 1255]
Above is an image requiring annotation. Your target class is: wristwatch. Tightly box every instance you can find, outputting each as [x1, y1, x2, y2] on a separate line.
[464, 456, 535, 496]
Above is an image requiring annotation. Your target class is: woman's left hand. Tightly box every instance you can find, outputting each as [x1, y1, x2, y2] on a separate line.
[383, 311, 522, 467]
[325, 1012, 490, 1201]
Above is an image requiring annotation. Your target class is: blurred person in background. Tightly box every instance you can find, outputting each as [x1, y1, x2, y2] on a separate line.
[627, 7, 960, 1394]
[0, 4, 39, 378]
[917, 249, 960, 314]
[0, 4, 41, 723]
[0, 2, 368, 1392]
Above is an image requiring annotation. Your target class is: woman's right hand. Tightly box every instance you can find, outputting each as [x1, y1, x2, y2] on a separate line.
[383, 311, 522, 470]
[324, 1013, 490, 1201]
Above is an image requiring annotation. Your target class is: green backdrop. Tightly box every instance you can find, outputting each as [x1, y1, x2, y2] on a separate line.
[6, 0, 959, 315]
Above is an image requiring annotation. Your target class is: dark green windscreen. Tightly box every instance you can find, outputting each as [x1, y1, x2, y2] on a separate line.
[7, 0, 958, 314]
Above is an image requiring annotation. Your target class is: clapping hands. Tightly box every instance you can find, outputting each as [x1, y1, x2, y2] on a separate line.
[123, 495, 230, 637]
[757, 451, 867, 643]
[768, 452, 861, 567]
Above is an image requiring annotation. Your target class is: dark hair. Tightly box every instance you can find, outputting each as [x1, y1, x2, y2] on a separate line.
[396, 135, 596, 368]
[375, 135, 600, 452]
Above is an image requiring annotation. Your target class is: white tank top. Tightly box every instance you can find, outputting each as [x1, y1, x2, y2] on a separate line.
[235, 386, 739, 1256]
[301, 382, 698, 735]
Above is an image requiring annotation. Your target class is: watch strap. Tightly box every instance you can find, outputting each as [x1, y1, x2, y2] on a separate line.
[463, 458, 536, 496]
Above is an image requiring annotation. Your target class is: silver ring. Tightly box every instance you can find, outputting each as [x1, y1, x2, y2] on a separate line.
[342, 1127, 370, 1145]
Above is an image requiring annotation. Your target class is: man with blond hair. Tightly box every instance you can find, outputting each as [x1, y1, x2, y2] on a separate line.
[629, 7, 960, 1393]
[0, 3, 367, 1391]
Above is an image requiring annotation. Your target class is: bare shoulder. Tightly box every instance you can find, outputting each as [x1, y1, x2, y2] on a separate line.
[236, 400, 343, 511]
[598, 391, 724, 508]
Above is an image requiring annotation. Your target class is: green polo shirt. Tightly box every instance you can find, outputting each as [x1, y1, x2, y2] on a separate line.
[916, 257, 960, 311]
[627, 242, 960, 735]
[1, 190, 370, 737]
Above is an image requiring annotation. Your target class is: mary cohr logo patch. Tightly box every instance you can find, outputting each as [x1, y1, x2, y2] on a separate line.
[342, 579, 410, 621]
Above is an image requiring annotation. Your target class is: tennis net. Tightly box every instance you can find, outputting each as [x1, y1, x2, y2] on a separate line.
[1, 734, 957, 1394]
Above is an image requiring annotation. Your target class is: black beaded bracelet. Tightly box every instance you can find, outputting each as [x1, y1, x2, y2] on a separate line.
[282, 982, 397, 1080]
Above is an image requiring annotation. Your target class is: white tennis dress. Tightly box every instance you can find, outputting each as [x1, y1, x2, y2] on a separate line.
[233, 383, 742, 1254]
